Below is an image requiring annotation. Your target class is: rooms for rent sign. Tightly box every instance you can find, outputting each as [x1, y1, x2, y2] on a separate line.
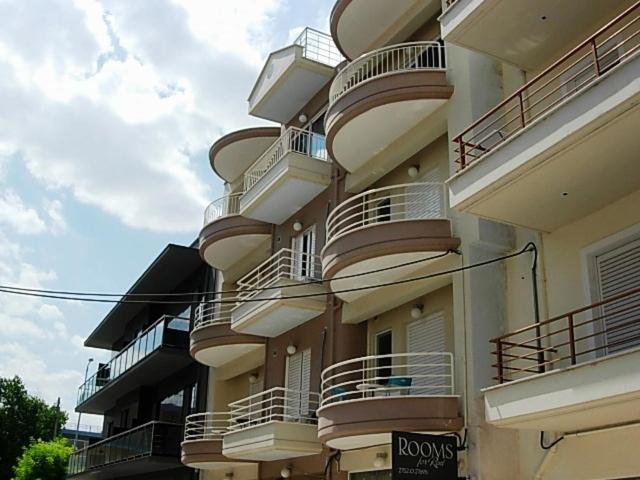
[392, 432, 457, 480]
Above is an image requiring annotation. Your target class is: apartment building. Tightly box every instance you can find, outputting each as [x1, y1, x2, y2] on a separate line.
[68, 244, 211, 480]
[184, 1, 640, 479]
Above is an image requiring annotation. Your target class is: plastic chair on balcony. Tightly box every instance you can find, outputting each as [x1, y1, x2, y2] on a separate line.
[383, 377, 412, 397]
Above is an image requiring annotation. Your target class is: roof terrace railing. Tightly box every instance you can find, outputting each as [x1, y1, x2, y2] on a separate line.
[294, 27, 344, 67]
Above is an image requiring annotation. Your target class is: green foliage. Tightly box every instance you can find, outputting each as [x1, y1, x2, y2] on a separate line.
[0, 376, 68, 480]
[12, 439, 73, 480]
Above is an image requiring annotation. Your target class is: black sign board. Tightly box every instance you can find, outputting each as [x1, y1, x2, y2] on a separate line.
[391, 431, 457, 480]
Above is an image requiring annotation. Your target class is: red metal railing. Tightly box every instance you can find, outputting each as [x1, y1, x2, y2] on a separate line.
[453, 2, 640, 170]
[491, 287, 640, 384]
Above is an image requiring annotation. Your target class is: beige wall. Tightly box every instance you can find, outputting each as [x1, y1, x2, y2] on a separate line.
[367, 285, 454, 355]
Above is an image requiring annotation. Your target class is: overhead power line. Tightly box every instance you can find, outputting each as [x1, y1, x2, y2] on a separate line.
[0, 244, 535, 306]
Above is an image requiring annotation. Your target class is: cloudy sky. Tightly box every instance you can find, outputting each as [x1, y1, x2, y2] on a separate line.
[0, 0, 333, 429]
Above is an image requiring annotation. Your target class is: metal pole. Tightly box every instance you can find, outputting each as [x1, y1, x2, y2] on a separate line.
[52, 397, 61, 438]
[74, 358, 94, 448]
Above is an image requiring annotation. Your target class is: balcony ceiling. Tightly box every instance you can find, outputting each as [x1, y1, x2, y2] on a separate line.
[331, 0, 440, 60]
[441, 0, 634, 71]
[209, 127, 281, 184]
[85, 244, 201, 349]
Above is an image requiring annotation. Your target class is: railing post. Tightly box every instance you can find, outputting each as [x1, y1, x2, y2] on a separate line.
[591, 39, 601, 76]
[495, 339, 504, 384]
[567, 314, 577, 365]
[457, 137, 466, 169]
[518, 92, 526, 128]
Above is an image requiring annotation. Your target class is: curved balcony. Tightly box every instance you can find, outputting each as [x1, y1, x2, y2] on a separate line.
[210, 127, 281, 184]
[182, 413, 258, 474]
[199, 193, 272, 272]
[190, 303, 266, 368]
[317, 353, 463, 449]
[322, 183, 459, 303]
[223, 387, 322, 461]
[330, 0, 441, 60]
[326, 42, 452, 178]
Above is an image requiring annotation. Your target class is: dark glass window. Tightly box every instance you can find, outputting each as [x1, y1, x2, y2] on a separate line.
[376, 331, 392, 384]
[158, 390, 184, 423]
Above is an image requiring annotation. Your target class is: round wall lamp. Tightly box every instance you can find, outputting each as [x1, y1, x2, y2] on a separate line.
[298, 113, 308, 124]
[410, 304, 424, 319]
[293, 221, 303, 232]
[286, 344, 297, 355]
[281, 466, 292, 478]
[249, 373, 259, 384]
[407, 165, 420, 178]
[373, 452, 388, 468]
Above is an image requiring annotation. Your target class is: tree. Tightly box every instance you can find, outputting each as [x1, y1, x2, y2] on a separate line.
[12, 439, 73, 480]
[0, 376, 68, 480]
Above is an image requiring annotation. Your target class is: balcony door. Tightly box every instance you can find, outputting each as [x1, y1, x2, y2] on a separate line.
[291, 225, 316, 280]
[285, 348, 311, 421]
[406, 312, 448, 395]
[594, 237, 640, 355]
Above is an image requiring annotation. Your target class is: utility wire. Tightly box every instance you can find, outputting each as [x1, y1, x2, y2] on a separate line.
[0, 250, 454, 299]
[0, 244, 535, 305]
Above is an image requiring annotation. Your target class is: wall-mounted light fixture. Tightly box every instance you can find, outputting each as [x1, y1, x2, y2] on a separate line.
[298, 113, 308, 124]
[407, 165, 420, 178]
[249, 373, 259, 384]
[286, 344, 297, 355]
[410, 304, 424, 319]
[293, 221, 303, 232]
[373, 452, 388, 468]
[281, 466, 292, 478]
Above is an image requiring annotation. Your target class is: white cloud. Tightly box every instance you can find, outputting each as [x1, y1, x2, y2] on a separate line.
[0, 0, 285, 233]
[0, 190, 48, 234]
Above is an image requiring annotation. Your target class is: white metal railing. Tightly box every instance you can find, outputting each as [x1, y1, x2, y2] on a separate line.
[321, 352, 455, 407]
[326, 182, 447, 245]
[294, 27, 344, 67]
[184, 412, 231, 441]
[203, 193, 242, 226]
[228, 387, 320, 431]
[329, 41, 446, 106]
[236, 248, 322, 302]
[243, 127, 329, 193]
[193, 302, 235, 331]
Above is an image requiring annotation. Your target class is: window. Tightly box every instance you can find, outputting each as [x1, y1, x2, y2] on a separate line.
[158, 389, 184, 423]
[292, 225, 316, 279]
[407, 313, 448, 395]
[188, 384, 198, 415]
[285, 349, 311, 421]
[375, 330, 392, 384]
[593, 237, 640, 355]
[375, 198, 391, 223]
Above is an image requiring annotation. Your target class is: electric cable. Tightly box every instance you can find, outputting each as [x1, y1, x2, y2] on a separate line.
[0, 250, 455, 299]
[0, 244, 535, 306]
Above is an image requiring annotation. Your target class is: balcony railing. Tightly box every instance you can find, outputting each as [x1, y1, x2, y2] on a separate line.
[453, 3, 640, 170]
[193, 302, 235, 331]
[68, 421, 182, 476]
[77, 315, 190, 406]
[184, 412, 231, 441]
[228, 387, 320, 432]
[329, 41, 446, 106]
[236, 248, 322, 303]
[326, 182, 447, 245]
[321, 352, 455, 407]
[203, 193, 242, 226]
[491, 287, 640, 384]
[243, 127, 329, 194]
[294, 27, 343, 67]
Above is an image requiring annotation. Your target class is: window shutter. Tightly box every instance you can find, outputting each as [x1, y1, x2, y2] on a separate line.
[406, 313, 449, 395]
[285, 349, 311, 420]
[595, 238, 640, 354]
[406, 168, 443, 220]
